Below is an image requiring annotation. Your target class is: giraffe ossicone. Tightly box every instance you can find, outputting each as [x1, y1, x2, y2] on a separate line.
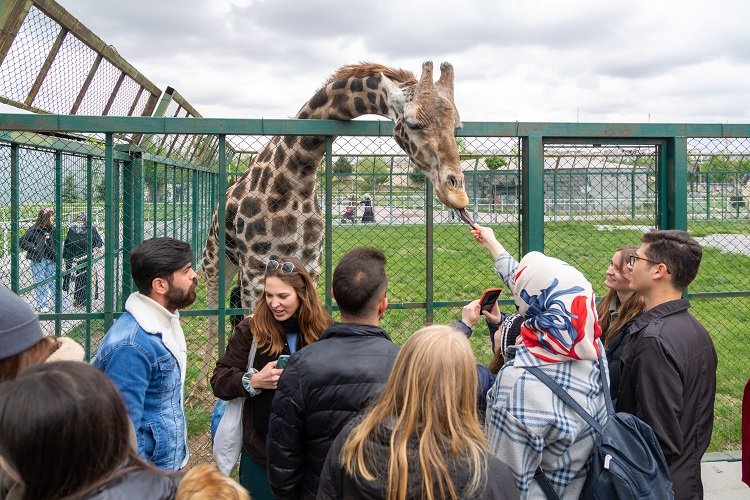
[201, 61, 469, 329]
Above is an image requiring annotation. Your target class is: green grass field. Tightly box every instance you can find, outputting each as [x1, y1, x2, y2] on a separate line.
[62, 219, 749, 457]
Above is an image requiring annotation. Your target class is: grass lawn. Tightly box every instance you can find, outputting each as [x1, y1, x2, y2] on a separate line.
[63, 219, 749, 458]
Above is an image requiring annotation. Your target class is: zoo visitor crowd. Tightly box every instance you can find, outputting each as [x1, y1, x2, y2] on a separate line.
[0, 222, 719, 499]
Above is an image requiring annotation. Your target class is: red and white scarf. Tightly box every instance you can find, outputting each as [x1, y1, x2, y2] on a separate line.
[511, 252, 601, 363]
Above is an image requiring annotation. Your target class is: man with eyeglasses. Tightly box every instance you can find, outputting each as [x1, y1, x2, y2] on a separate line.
[616, 230, 717, 500]
[266, 247, 400, 500]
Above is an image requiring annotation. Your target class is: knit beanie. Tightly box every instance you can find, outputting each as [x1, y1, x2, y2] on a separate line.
[0, 286, 44, 359]
[499, 312, 524, 356]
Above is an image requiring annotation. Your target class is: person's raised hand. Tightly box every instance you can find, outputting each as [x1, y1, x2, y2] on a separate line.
[461, 299, 482, 328]
[470, 223, 505, 258]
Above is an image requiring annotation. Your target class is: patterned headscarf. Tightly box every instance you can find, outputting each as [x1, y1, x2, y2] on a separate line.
[511, 252, 601, 363]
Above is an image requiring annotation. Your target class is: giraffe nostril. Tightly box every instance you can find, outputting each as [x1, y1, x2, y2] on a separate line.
[448, 175, 458, 188]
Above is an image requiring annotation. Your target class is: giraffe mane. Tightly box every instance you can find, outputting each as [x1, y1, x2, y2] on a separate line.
[323, 62, 417, 87]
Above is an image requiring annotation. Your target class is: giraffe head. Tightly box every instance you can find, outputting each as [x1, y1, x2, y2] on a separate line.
[387, 61, 468, 210]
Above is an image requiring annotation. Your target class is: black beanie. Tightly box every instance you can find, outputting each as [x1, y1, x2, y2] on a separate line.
[0, 286, 43, 359]
[500, 312, 524, 356]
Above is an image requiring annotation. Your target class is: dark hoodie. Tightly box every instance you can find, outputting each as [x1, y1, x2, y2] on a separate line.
[317, 418, 519, 500]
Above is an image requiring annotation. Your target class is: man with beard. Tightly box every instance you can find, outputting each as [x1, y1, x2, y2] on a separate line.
[93, 237, 197, 470]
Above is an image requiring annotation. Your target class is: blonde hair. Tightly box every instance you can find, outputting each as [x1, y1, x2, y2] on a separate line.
[340, 325, 488, 500]
[597, 245, 646, 345]
[175, 464, 250, 500]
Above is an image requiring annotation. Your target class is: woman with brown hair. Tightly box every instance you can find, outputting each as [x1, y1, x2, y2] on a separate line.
[317, 325, 519, 500]
[19, 207, 57, 311]
[0, 361, 179, 500]
[596, 245, 646, 398]
[211, 257, 330, 499]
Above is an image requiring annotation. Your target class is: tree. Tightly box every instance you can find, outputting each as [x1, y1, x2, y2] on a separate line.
[357, 157, 389, 191]
[333, 156, 353, 174]
[62, 173, 79, 202]
[699, 156, 750, 184]
[485, 156, 508, 170]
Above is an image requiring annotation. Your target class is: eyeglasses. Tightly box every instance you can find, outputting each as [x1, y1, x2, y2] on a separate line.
[628, 254, 660, 267]
[266, 260, 295, 274]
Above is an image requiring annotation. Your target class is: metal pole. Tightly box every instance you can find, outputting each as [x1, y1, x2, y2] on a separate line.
[103, 134, 115, 332]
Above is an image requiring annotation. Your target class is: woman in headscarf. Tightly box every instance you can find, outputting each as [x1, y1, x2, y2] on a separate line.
[471, 224, 607, 500]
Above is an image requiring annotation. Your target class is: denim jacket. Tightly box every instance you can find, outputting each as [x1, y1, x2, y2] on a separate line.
[93, 293, 188, 470]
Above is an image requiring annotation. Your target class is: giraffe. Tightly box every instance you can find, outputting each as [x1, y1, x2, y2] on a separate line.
[201, 61, 470, 325]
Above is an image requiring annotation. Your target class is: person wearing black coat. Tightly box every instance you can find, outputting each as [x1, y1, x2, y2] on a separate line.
[616, 231, 717, 500]
[19, 208, 56, 311]
[267, 247, 399, 500]
[63, 213, 103, 307]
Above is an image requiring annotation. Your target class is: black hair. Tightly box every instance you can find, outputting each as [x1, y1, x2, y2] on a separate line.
[332, 247, 387, 317]
[642, 230, 703, 291]
[130, 237, 194, 295]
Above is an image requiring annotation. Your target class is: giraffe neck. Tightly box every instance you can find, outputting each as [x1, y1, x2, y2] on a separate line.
[249, 73, 411, 184]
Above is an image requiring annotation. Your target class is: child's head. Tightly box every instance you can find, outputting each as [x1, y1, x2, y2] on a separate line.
[175, 464, 249, 500]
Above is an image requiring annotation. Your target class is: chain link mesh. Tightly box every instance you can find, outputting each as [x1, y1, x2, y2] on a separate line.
[2, 131, 748, 463]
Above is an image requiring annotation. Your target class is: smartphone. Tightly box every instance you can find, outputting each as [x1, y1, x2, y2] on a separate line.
[479, 287, 503, 312]
[276, 355, 290, 369]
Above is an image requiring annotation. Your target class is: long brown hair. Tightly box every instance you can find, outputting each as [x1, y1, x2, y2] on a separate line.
[597, 245, 646, 344]
[0, 336, 60, 383]
[35, 207, 53, 227]
[0, 361, 165, 500]
[250, 257, 330, 356]
[341, 325, 488, 500]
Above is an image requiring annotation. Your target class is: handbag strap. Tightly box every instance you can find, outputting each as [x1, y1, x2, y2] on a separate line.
[246, 339, 258, 371]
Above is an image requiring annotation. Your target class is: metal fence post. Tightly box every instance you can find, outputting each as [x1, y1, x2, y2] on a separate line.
[425, 179, 434, 325]
[522, 134, 544, 253]
[10, 142, 19, 292]
[324, 137, 334, 313]
[665, 137, 688, 230]
[216, 135, 227, 356]
[103, 134, 115, 332]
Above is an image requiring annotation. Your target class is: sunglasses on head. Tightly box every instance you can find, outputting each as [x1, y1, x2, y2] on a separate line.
[266, 260, 295, 274]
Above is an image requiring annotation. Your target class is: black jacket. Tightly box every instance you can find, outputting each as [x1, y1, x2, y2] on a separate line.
[19, 224, 55, 262]
[318, 418, 519, 500]
[604, 311, 642, 404]
[267, 323, 400, 500]
[63, 223, 103, 262]
[211, 317, 305, 465]
[615, 299, 717, 500]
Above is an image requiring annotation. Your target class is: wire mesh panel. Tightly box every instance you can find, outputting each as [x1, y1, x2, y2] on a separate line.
[686, 137, 750, 454]
[2, 118, 749, 466]
[0, 2, 160, 121]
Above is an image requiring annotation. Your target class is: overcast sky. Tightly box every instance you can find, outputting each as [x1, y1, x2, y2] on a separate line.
[24, 0, 750, 123]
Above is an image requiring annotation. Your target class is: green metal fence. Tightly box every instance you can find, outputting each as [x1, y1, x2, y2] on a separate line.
[1, 115, 748, 463]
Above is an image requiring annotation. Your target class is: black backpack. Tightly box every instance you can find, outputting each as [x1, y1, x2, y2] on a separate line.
[524, 356, 674, 500]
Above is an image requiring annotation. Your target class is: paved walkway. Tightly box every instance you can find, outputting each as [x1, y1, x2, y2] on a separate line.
[703, 460, 749, 499]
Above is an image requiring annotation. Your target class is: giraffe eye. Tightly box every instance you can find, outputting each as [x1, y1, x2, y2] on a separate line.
[404, 118, 424, 130]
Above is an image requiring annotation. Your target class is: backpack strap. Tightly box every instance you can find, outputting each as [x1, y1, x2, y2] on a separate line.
[597, 354, 616, 415]
[524, 365, 604, 432]
[534, 466, 561, 500]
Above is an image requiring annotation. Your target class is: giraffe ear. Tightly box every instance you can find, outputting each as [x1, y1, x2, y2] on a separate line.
[436, 62, 462, 130]
[381, 73, 405, 120]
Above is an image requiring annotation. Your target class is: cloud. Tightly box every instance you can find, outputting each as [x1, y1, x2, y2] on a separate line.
[15, 0, 748, 124]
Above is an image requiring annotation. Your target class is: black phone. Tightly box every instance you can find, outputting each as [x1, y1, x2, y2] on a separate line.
[277, 355, 290, 369]
[479, 287, 503, 312]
